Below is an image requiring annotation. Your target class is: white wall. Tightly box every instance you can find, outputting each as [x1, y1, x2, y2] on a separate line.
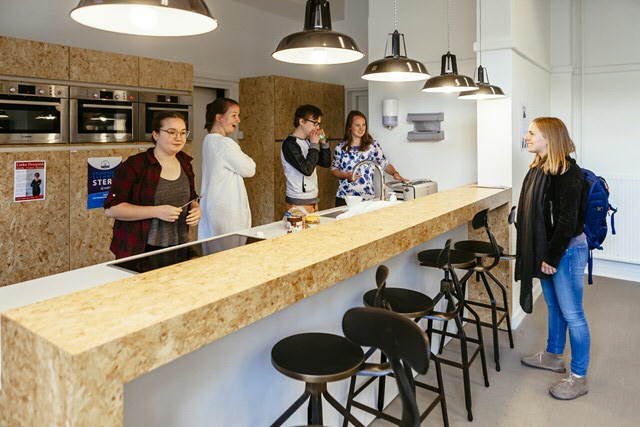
[550, 0, 640, 279]
[367, 0, 478, 190]
[0, 0, 369, 89]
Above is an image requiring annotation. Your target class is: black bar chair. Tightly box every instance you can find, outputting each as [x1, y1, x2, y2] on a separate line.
[342, 264, 448, 426]
[342, 306, 440, 427]
[270, 332, 366, 427]
[453, 208, 515, 372]
[417, 239, 490, 421]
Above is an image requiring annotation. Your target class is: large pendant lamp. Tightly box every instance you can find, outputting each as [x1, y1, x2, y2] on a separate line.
[459, 0, 506, 100]
[70, 0, 218, 37]
[361, 0, 430, 82]
[272, 0, 364, 65]
[422, 0, 478, 93]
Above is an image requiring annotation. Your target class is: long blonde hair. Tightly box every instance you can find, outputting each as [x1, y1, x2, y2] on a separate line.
[529, 117, 576, 175]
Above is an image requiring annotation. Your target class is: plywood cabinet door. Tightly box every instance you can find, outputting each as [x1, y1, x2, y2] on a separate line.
[69, 47, 139, 86]
[139, 57, 193, 91]
[0, 36, 69, 80]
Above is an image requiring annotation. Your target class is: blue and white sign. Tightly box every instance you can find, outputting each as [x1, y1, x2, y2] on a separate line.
[87, 157, 121, 209]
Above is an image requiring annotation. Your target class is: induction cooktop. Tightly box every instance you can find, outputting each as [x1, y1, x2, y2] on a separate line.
[109, 233, 264, 274]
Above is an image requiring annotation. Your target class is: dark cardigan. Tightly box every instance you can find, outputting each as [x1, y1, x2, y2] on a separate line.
[543, 158, 587, 268]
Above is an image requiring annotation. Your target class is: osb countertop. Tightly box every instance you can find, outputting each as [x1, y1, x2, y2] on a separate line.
[2, 185, 510, 378]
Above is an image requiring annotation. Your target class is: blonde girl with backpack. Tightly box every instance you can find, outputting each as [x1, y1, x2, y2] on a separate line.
[516, 117, 590, 400]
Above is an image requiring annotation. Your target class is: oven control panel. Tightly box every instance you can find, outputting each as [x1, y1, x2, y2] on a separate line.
[0, 80, 68, 98]
[70, 86, 138, 102]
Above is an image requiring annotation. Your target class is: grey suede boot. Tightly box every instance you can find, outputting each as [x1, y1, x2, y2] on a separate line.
[521, 350, 566, 373]
[550, 373, 588, 400]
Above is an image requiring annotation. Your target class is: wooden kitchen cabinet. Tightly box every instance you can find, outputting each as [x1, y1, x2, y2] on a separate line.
[0, 36, 69, 80]
[240, 76, 344, 225]
[69, 47, 139, 87]
[139, 57, 193, 91]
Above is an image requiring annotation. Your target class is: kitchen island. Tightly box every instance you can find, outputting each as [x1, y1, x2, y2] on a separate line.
[0, 184, 511, 426]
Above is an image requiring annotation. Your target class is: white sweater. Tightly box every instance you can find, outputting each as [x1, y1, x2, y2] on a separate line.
[198, 133, 256, 239]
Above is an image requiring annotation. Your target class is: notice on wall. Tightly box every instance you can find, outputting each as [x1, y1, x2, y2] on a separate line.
[87, 157, 122, 210]
[14, 160, 46, 202]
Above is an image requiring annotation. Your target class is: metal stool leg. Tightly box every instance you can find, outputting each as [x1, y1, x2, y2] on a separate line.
[454, 313, 473, 422]
[270, 391, 310, 427]
[433, 357, 450, 427]
[465, 303, 490, 387]
[342, 376, 357, 427]
[323, 391, 366, 427]
[479, 272, 500, 371]
[487, 270, 515, 349]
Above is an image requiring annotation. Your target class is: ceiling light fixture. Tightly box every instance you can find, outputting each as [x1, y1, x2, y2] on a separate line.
[70, 0, 218, 37]
[361, 0, 430, 82]
[422, 0, 478, 93]
[458, 0, 506, 100]
[272, 0, 364, 65]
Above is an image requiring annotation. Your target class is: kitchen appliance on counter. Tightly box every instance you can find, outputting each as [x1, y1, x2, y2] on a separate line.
[70, 86, 138, 143]
[0, 80, 69, 144]
[109, 233, 264, 274]
[139, 91, 193, 142]
[387, 179, 438, 201]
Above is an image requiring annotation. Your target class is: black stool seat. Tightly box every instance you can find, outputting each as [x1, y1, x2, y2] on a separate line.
[418, 248, 476, 269]
[363, 288, 434, 318]
[454, 240, 504, 258]
[272, 333, 364, 383]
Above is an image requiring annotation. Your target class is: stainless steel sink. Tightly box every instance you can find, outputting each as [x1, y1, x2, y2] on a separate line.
[320, 209, 348, 219]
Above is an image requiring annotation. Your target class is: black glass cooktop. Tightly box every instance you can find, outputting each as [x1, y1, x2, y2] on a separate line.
[109, 233, 264, 274]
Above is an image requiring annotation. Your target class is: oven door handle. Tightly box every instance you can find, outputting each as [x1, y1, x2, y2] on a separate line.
[147, 107, 190, 112]
[2, 99, 62, 106]
[81, 104, 133, 110]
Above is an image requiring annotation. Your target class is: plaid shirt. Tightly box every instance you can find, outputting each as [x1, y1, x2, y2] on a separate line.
[104, 147, 197, 259]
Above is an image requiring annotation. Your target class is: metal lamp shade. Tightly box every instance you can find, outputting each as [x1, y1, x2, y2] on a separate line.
[422, 52, 478, 93]
[458, 66, 506, 100]
[70, 0, 218, 36]
[273, 0, 363, 65]
[362, 30, 430, 82]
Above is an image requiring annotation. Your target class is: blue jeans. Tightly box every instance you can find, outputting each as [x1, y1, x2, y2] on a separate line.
[540, 241, 590, 376]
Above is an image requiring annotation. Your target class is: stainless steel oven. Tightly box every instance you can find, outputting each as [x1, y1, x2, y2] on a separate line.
[139, 92, 192, 142]
[70, 86, 138, 143]
[0, 80, 69, 144]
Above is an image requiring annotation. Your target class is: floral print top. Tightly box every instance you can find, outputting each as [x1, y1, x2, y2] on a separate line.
[331, 140, 390, 199]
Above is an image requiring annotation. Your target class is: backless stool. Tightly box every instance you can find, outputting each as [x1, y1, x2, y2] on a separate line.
[453, 208, 515, 371]
[417, 240, 490, 421]
[270, 332, 366, 427]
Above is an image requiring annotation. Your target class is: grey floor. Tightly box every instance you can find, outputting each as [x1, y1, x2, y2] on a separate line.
[368, 275, 639, 427]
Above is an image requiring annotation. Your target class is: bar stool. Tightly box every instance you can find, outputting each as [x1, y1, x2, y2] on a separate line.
[453, 208, 515, 372]
[417, 240, 490, 421]
[342, 307, 439, 427]
[343, 264, 448, 426]
[270, 333, 366, 427]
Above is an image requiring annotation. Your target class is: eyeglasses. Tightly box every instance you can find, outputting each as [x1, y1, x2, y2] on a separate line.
[305, 118, 322, 128]
[160, 129, 190, 139]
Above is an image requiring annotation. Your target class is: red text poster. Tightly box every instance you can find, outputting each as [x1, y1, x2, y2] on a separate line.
[14, 160, 46, 202]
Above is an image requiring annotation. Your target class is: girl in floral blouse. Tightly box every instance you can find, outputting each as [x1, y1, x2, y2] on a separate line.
[331, 110, 408, 206]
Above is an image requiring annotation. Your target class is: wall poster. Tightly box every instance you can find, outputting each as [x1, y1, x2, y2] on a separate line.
[87, 157, 122, 210]
[14, 160, 46, 202]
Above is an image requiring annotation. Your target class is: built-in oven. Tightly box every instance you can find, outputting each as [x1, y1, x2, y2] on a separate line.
[139, 92, 193, 142]
[70, 86, 138, 143]
[0, 80, 69, 144]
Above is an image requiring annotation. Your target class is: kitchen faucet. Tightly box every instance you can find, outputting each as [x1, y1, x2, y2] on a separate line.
[352, 160, 386, 201]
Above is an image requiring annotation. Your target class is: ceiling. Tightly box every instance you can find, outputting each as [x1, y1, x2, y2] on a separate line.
[232, 0, 345, 22]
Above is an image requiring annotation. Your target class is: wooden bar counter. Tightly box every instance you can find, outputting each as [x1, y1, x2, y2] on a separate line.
[0, 185, 511, 426]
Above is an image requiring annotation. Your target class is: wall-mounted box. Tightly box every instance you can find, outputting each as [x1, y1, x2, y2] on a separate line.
[407, 113, 444, 141]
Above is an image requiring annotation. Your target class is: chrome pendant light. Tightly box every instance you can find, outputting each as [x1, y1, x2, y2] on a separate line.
[362, 0, 430, 82]
[422, 0, 478, 93]
[272, 0, 364, 65]
[70, 0, 218, 37]
[459, 0, 506, 100]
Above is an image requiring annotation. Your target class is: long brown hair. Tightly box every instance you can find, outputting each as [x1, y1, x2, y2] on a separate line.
[529, 117, 576, 175]
[342, 110, 374, 152]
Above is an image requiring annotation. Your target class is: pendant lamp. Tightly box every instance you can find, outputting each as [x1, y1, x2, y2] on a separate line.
[272, 0, 364, 65]
[70, 0, 218, 36]
[361, 0, 430, 82]
[459, 0, 506, 100]
[422, 0, 478, 93]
